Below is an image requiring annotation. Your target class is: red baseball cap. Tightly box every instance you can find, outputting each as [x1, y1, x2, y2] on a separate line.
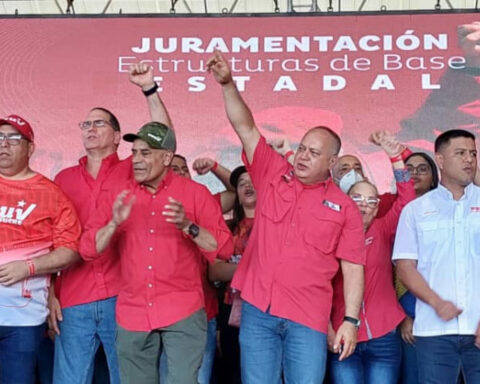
[0, 114, 34, 142]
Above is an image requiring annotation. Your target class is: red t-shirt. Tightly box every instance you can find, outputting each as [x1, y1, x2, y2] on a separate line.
[0, 174, 80, 253]
[80, 168, 233, 331]
[54, 153, 123, 308]
[0, 173, 81, 325]
[231, 137, 366, 333]
[331, 178, 415, 341]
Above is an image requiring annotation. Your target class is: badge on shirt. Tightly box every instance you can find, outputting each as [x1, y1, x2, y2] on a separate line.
[323, 199, 341, 212]
[471, 206, 480, 213]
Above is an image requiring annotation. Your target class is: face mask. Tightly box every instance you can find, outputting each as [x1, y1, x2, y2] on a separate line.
[339, 169, 364, 193]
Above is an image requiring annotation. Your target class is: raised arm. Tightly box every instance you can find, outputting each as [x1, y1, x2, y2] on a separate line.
[129, 63, 173, 129]
[192, 157, 236, 213]
[207, 51, 260, 163]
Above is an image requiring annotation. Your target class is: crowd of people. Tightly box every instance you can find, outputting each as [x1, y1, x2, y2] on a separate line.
[0, 50, 480, 384]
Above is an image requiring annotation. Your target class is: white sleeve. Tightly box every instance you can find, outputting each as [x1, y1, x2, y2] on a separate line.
[392, 203, 419, 261]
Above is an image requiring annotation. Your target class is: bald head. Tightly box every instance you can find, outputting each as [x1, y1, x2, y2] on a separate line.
[293, 126, 341, 185]
[332, 154, 364, 184]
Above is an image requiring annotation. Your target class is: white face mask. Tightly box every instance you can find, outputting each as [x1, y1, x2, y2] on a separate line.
[339, 169, 364, 193]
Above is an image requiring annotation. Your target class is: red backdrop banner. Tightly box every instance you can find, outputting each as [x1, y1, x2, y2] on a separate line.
[0, 13, 479, 192]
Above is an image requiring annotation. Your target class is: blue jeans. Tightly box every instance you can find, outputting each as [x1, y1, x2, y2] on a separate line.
[399, 333, 418, 384]
[239, 301, 327, 384]
[160, 317, 217, 383]
[53, 297, 119, 384]
[0, 323, 44, 384]
[198, 318, 217, 384]
[328, 330, 401, 384]
[416, 335, 480, 384]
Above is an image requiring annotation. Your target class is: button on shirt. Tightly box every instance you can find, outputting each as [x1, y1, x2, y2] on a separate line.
[54, 153, 123, 308]
[392, 183, 480, 336]
[80, 169, 233, 332]
[231, 137, 366, 333]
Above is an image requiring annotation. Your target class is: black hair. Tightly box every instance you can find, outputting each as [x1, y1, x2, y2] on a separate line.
[227, 166, 248, 232]
[434, 129, 475, 153]
[90, 107, 120, 132]
[173, 154, 188, 163]
[405, 152, 439, 191]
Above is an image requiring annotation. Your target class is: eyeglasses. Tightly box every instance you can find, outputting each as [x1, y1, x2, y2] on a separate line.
[78, 119, 112, 130]
[350, 194, 380, 208]
[0, 133, 24, 146]
[406, 164, 431, 175]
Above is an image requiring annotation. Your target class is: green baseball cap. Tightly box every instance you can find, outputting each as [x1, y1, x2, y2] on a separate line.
[123, 121, 176, 151]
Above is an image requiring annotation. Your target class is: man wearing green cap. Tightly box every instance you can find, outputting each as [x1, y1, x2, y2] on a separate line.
[80, 121, 233, 384]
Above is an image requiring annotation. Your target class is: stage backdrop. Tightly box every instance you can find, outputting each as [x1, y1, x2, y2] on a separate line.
[0, 13, 479, 192]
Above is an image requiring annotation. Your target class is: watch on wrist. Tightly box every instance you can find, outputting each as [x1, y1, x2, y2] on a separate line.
[187, 223, 200, 239]
[343, 316, 361, 328]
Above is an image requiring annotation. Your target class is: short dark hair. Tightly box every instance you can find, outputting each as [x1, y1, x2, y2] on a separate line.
[434, 129, 475, 153]
[405, 152, 439, 191]
[309, 126, 342, 155]
[173, 154, 188, 163]
[90, 107, 120, 132]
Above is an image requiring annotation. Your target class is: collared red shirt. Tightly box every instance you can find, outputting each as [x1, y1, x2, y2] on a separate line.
[80, 169, 233, 332]
[331, 175, 415, 341]
[0, 174, 81, 325]
[231, 137, 366, 333]
[393, 183, 480, 336]
[54, 153, 123, 308]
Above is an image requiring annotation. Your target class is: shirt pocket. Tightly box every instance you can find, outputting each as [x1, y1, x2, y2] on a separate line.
[468, 215, 480, 256]
[260, 180, 293, 223]
[303, 213, 343, 255]
[417, 220, 452, 262]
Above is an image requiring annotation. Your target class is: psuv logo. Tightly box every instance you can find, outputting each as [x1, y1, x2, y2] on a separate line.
[0, 200, 36, 225]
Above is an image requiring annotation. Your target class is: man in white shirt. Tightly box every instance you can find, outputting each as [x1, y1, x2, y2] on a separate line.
[393, 129, 480, 383]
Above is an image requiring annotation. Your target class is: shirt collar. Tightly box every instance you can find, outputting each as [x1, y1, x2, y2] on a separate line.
[138, 167, 174, 194]
[437, 182, 474, 201]
[79, 152, 120, 169]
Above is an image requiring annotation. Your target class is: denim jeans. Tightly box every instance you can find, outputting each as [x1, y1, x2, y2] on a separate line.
[328, 330, 401, 384]
[239, 301, 327, 384]
[399, 334, 419, 384]
[416, 335, 480, 384]
[198, 318, 217, 384]
[159, 317, 216, 384]
[0, 323, 44, 384]
[53, 296, 119, 384]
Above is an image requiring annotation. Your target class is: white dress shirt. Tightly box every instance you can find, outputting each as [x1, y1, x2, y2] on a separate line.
[393, 183, 480, 337]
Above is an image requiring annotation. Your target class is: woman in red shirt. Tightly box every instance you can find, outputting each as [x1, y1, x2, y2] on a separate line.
[328, 132, 416, 384]
[209, 165, 256, 384]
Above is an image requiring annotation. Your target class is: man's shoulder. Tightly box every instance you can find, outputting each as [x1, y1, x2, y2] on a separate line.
[55, 164, 82, 183]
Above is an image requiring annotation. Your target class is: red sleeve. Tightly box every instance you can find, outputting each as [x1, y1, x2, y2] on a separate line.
[78, 186, 118, 261]
[193, 185, 233, 263]
[335, 199, 366, 265]
[241, 136, 291, 197]
[380, 179, 416, 239]
[52, 190, 81, 252]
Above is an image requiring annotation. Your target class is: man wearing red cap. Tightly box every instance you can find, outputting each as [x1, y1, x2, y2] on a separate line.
[0, 114, 81, 384]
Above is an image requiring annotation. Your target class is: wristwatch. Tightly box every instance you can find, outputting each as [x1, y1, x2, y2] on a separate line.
[343, 316, 361, 328]
[187, 223, 200, 239]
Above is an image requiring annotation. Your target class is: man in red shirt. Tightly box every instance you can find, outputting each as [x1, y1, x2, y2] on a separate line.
[207, 51, 366, 383]
[0, 115, 81, 384]
[80, 122, 233, 384]
[51, 63, 172, 384]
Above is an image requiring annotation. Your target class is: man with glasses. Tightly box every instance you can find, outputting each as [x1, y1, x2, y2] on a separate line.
[394, 129, 480, 383]
[0, 115, 81, 384]
[51, 63, 172, 384]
